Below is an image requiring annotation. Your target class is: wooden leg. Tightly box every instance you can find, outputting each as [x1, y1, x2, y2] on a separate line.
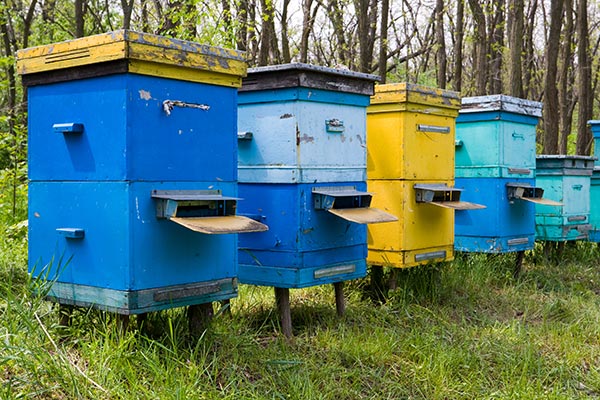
[514, 250, 525, 279]
[188, 303, 214, 336]
[387, 268, 399, 291]
[334, 282, 345, 317]
[116, 314, 129, 334]
[370, 265, 387, 303]
[274, 287, 292, 338]
[58, 304, 73, 327]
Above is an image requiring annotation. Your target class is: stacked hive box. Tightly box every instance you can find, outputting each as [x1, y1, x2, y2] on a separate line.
[535, 156, 594, 241]
[367, 84, 482, 268]
[454, 95, 553, 253]
[236, 64, 395, 335]
[18, 31, 266, 318]
[589, 120, 600, 242]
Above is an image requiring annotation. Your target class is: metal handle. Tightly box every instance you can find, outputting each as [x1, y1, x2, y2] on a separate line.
[567, 215, 586, 222]
[53, 123, 84, 134]
[455, 139, 464, 147]
[163, 100, 210, 116]
[572, 184, 583, 190]
[325, 119, 345, 133]
[417, 124, 450, 134]
[237, 131, 253, 140]
[511, 132, 525, 140]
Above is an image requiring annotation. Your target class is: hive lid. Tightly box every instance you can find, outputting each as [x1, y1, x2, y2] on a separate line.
[588, 120, 600, 138]
[459, 95, 542, 117]
[240, 63, 379, 95]
[536, 155, 596, 175]
[369, 83, 461, 112]
[16, 30, 247, 87]
[170, 216, 268, 234]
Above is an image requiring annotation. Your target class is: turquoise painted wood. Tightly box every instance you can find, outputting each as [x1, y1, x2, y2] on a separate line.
[238, 63, 378, 184]
[589, 170, 600, 242]
[590, 120, 600, 168]
[535, 155, 594, 241]
[455, 95, 541, 178]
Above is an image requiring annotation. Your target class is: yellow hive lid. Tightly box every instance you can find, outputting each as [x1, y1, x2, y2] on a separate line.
[16, 30, 247, 87]
[370, 83, 461, 112]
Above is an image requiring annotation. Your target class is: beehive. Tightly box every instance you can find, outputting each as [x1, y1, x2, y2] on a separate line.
[19, 30, 265, 314]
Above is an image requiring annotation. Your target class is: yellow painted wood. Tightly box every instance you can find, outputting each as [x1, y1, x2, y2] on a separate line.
[367, 245, 455, 268]
[367, 83, 460, 181]
[17, 30, 246, 85]
[366, 179, 455, 268]
[128, 61, 242, 87]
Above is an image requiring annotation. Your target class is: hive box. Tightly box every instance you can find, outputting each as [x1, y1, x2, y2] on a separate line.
[535, 155, 594, 241]
[18, 30, 265, 314]
[587, 121, 600, 242]
[454, 95, 548, 253]
[366, 83, 480, 268]
[237, 64, 394, 288]
[455, 95, 540, 179]
[367, 83, 460, 181]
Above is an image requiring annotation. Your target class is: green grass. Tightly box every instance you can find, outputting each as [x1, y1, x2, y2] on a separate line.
[2, 237, 600, 398]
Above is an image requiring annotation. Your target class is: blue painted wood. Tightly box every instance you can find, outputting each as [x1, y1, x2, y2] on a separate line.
[535, 155, 594, 241]
[454, 177, 535, 253]
[237, 182, 368, 287]
[455, 96, 541, 179]
[28, 73, 237, 182]
[29, 181, 239, 296]
[238, 66, 376, 184]
[589, 120, 600, 168]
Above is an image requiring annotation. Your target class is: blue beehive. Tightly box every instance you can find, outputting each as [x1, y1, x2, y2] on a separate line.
[587, 120, 600, 242]
[18, 31, 266, 315]
[535, 155, 594, 241]
[454, 95, 554, 253]
[237, 64, 395, 290]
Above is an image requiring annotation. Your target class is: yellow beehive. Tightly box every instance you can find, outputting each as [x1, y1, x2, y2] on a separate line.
[367, 179, 456, 268]
[367, 83, 461, 181]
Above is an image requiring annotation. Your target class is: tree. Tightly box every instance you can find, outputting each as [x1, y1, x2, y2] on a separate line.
[542, 0, 565, 154]
[575, 0, 592, 155]
[434, 0, 446, 88]
[508, 0, 524, 97]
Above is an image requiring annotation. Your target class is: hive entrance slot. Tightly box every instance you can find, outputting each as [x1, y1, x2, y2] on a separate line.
[506, 183, 562, 206]
[152, 190, 268, 234]
[413, 184, 486, 210]
[312, 186, 397, 224]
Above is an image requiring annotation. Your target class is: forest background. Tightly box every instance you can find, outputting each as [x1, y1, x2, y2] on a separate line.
[0, 0, 599, 235]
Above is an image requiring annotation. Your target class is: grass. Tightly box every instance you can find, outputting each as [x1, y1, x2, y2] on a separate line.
[2, 236, 600, 398]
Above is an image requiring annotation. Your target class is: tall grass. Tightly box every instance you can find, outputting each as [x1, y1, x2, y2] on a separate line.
[2, 235, 600, 398]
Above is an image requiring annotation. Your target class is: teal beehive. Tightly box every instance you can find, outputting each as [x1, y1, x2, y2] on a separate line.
[535, 155, 594, 241]
[455, 95, 541, 179]
[587, 120, 600, 242]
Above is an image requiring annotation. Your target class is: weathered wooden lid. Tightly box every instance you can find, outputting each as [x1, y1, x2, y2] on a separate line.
[536, 155, 596, 175]
[240, 63, 379, 95]
[369, 83, 461, 108]
[460, 94, 542, 117]
[16, 30, 246, 87]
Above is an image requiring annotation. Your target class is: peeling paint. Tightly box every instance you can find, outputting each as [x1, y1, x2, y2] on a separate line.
[280, 113, 294, 119]
[299, 133, 315, 143]
[139, 89, 152, 100]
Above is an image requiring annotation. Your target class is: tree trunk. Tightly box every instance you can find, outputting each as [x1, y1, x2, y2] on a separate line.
[354, 0, 378, 73]
[75, 0, 85, 37]
[121, 0, 134, 30]
[378, 0, 389, 83]
[522, 0, 538, 99]
[489, 0, 504, 94]
[542, 0, 565, 155]
[558, 0, 574, 155]
[453, 0, 464, 92]
[575, 0, 592, 155]
[280, 0, 291, 63]
[300, 0, 319, 63]
[468, 0, 487, 95]
[508, 0, 524, 98]
[258, 0, 279, 65]
[326, 0, 349, 66]
[434, 0, 446, 89]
